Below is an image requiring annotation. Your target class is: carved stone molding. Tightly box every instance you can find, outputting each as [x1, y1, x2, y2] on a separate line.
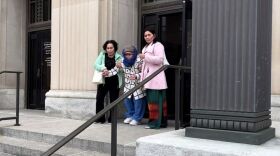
[142, 0, 182, 13]
[190, 110, 272, 132]
[190, 118, 271, 132]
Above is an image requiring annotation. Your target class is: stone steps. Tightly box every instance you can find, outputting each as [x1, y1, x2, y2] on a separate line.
[0, 152, 15, 156]
[0, 109, 174, 156]
[0, 136, 109, 156]
[136, 129, 280, 156]
[0, 127, 134, 156]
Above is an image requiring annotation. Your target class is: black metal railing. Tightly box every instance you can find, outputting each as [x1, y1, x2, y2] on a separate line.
[42, 65, 190, 156]
[0, 71, 22, 126]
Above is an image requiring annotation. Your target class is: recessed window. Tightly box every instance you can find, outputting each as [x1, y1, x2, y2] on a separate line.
[144, 0, 175, 3]
[29, 0, 51, 24]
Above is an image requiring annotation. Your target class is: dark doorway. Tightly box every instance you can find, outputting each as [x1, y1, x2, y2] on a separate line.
[142, 6, 192, 126]
[27, 29, 51, 109]
[159, 12, 183, 119]
[180, 1, 192, 127]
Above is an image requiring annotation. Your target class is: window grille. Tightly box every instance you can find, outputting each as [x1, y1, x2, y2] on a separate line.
[29, 0, 51, 24]
[144, 0, 172, 3]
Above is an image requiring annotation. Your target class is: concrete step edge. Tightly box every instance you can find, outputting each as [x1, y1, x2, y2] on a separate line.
[0, 152, 16, 156]
[0, 127, 135, 155]
[0, 136, 109, 156]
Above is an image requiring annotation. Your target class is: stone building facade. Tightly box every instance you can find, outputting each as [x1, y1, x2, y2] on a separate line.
[0, 0, 279, 120]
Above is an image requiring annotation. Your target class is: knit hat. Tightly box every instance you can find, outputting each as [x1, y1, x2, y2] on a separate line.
[122, 45, 138, 67]
[123, 45, 136, 53]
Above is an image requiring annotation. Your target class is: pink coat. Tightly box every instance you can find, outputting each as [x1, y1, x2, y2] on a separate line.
[141, 42, 168, 90]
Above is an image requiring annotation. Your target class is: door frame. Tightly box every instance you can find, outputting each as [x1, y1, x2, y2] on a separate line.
[141, 11, 184, 119]
[139, 0, 192, 126]
[140, 9, 183, 47]
[25, 0, 51, 109]
[138, 0, 183, 48]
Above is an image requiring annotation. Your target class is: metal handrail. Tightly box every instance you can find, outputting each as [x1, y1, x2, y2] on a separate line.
[0, 70, 22, 126]
[42, 65, 190, 156]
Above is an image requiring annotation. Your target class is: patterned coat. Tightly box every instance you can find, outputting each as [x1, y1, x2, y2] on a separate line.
[108, 56, 145, 100]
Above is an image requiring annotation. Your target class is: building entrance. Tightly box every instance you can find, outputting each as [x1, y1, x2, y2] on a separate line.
[27, 0, 51, 109]
[27, 30, 51, 109]
[141, 1, 192, 127]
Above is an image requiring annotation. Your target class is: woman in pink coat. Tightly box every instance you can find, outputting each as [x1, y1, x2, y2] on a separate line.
[139, 29, 168, 129]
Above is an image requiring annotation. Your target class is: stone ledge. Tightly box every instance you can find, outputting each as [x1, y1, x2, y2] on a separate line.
[45, 90, 97, 120]
[136, 129, 280, 156]
[185, 127, 275, 145]
[271, 95, 280, 107]
[46, 90, 97, 99]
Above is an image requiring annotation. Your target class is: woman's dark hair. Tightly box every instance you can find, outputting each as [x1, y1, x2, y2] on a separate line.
[143, 28, 159, 44]
[103, 40, 118, 51]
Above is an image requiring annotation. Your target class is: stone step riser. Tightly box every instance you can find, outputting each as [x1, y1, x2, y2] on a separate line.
[0, 152, 16, 156]
[0, 128, 135, 156]
[0, 136, 111, 156]
[0, 143, 62, 156]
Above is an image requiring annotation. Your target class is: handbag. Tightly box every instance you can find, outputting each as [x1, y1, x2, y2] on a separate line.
[163, 51, 170, 65]
[92, 69, 104, 84]
[151, 42, 169, 65]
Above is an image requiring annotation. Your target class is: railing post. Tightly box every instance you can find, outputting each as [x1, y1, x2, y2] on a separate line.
[15, 72, 20, 126]
[175, 69, 180, 130]
[111, 106, 117, 156]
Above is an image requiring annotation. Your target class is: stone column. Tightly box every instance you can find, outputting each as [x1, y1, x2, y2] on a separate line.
[186, 0, 275, 145]
[45, 0, 100, 119]
[0, 0, 26, 109]
[271, 0, 280, 95]
[45, 0, 138, 120]
[271, 0, 280, 121]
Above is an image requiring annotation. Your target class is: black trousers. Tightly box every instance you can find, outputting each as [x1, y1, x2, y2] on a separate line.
[96, 76, 119, 123]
